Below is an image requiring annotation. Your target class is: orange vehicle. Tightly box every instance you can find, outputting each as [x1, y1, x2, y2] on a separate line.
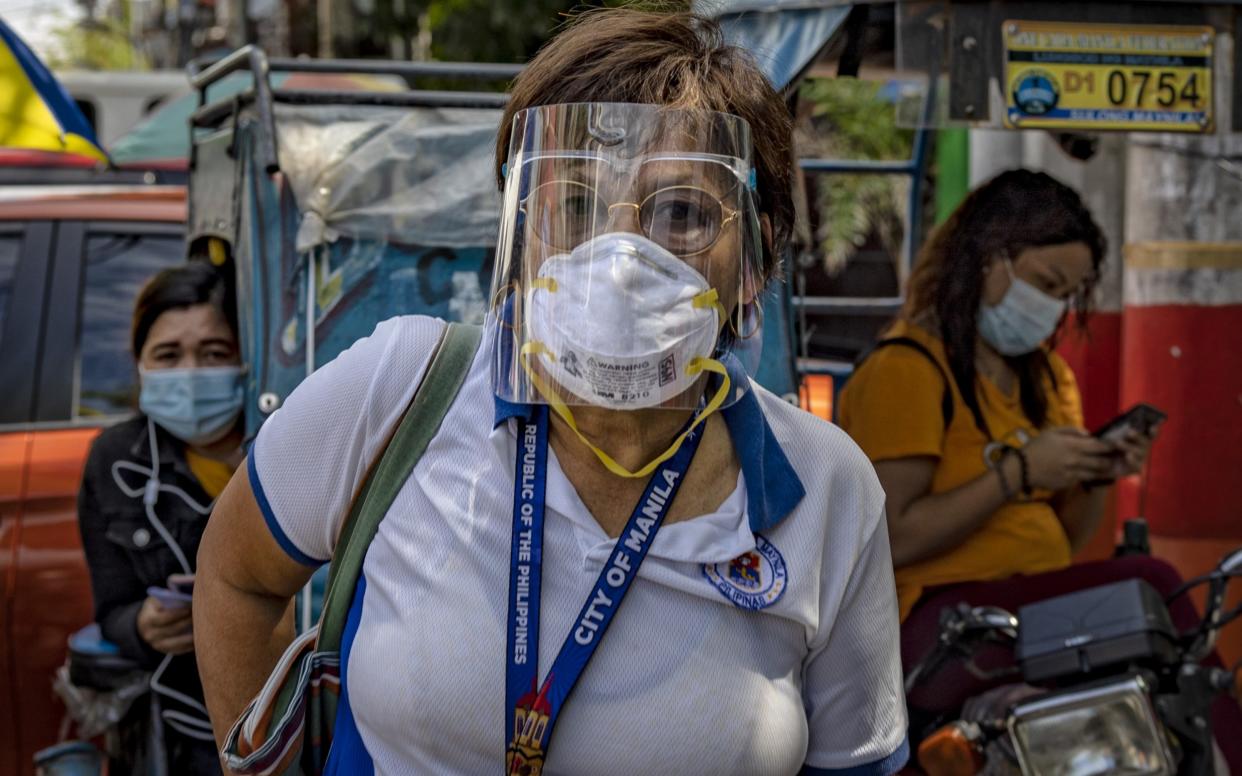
[0, 172, 186, 776]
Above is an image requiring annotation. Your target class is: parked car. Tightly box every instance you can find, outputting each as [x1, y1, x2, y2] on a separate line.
[0, 167, 185, 776]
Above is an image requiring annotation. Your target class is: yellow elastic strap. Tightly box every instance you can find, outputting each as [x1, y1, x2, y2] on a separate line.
[207, 237, 228, 266]
[692, 287, 729, 326]
[530, 277, 558, 292]
[519, 342, 731, 479]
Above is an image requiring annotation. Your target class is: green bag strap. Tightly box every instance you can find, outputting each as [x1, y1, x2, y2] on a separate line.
[315, 322, 482, 652]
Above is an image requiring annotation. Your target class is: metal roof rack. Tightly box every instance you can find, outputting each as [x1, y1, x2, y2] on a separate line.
[188, 46, 520, 175]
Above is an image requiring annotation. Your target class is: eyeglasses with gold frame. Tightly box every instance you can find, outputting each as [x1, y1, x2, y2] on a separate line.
[521, 179, 740, 258]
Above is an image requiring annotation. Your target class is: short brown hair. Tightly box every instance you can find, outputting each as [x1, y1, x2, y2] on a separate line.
[496, 8, 794, 279]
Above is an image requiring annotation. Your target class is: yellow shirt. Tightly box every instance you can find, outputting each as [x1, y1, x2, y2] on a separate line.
[185, 449, 235, 500]
[838, 320, 1083, 620]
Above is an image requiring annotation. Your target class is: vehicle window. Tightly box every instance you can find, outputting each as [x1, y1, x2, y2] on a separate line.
[76, 232, 184, 419]
[74, 99, 98, 135]
[0, 234, 19, 343]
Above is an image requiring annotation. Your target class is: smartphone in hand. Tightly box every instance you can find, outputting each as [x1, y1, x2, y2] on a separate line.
[148, 573, 195, 609]
[167, 573, 195, 596]
[1093, 403, 1166, 445]
[147, 585, 192, 610]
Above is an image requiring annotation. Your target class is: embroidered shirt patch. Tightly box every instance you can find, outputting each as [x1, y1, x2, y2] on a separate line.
[702, 534, 787, 610]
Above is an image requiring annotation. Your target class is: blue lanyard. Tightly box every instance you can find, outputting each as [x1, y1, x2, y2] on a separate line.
[504, 405, 704, 775]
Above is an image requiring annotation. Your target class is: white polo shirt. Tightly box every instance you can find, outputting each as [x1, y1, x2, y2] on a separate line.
[250, 315, 908, 776]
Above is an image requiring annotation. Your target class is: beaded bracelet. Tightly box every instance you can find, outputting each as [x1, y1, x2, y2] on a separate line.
[1013, 446, 1033, 496]
[993, 446, 1017, 501]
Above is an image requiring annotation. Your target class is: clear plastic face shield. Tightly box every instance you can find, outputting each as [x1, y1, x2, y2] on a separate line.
[490, 103, 764, 425]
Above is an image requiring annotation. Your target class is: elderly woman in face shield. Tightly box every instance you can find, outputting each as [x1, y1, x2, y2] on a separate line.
[195, 9, 907, 776]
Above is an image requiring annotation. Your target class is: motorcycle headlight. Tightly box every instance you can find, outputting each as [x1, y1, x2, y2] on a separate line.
[1008, 676, 1174, 776]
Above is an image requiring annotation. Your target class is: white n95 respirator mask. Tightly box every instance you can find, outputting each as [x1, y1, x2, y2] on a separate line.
[487, 103, 762, 477]
[525, 232, 723, 410]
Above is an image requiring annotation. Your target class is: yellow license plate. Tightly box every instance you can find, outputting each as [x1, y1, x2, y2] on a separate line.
[1003, 20, 1213, 132]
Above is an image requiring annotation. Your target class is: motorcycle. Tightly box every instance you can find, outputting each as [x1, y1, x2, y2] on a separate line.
[905, 525, 1242, 776]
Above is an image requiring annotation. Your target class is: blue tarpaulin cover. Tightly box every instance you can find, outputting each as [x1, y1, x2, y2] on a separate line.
[695, 0, 850, 89]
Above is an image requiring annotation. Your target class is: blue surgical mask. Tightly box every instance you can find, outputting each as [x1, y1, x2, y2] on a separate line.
[139, 366, 245, 446]
[977, 260, 1067, 356]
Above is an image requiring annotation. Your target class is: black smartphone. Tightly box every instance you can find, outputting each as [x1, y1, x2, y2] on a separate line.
[1093, 403, 1167, 444]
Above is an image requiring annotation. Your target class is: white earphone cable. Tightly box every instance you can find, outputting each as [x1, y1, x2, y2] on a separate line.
[107, 419, 218, 739]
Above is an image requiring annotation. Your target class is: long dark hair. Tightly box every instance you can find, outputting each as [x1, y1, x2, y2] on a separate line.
[904, 169, 1105, 434]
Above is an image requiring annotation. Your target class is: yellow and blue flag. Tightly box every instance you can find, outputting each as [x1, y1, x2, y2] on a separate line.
[0, 18, 106, 163]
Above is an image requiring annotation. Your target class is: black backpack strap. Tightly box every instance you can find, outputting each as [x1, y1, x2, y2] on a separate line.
[856, 337, 955, 429]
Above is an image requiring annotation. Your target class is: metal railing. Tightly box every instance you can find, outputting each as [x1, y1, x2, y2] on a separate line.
[791, 66, 941, 390]
[188, 45, 520, 175]
[793, 119, 931, 320]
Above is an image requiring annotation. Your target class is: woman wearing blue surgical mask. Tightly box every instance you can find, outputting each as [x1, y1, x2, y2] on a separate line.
[77, 259, 244, 774]
[839, 169, 1241, 766]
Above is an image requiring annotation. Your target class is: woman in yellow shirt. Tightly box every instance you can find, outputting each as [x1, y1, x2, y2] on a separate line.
[839, 171, 1242, 764]
[841, 173, 1146, 661]
[841, 170, 1139, 610]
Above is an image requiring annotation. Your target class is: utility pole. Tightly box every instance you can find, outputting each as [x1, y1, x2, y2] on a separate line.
[317, 0, 332, 57]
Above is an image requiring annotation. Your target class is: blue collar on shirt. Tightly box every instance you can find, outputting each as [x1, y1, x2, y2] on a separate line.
[492, 354, 806, 532]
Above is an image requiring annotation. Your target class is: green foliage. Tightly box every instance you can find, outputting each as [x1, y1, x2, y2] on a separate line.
[357, 1, 692, 90]
[46, 2, 148, 71]
[424, 0, 691, 66]
[798, 77, 913, 271]
[425, 0, 574, 64]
